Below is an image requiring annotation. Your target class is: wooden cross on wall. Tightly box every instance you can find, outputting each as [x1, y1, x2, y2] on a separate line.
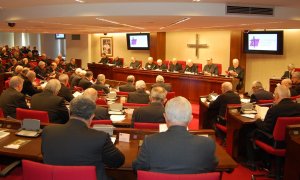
[187, 34, 208, 58]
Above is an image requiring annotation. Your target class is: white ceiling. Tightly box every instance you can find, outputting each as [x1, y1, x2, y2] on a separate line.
[0, 0, 300, 34]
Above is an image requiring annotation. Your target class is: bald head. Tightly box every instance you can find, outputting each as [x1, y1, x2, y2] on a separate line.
[83, 88, 98, 102]
[232, 58, 239, 68]
[281, 78, 292, 88]
[274, 85, 290, 104]
[150, 86, 167, 103]
[221, 82, 233, 93]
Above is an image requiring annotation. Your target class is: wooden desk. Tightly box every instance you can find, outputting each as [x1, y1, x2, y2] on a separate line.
[269, 78, 281, 93]
[88, 63, 233, 102]
[284, 124, 300, 180]
[226, 112, 255, 160]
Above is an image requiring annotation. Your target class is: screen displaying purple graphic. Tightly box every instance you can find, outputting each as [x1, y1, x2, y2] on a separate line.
[248, 34, 277, 51]
[127, 33, 150, 50]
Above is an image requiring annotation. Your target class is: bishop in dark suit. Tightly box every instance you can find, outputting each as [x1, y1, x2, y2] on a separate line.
[127, 80, 150, 104]
[168, 58, 182, 72]
[250, 81, 273, 103]
[203, 58, 218, 75]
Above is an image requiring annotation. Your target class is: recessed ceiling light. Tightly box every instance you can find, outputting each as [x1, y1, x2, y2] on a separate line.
[193, 0, 201, 2]
[75, 0, 85, 3]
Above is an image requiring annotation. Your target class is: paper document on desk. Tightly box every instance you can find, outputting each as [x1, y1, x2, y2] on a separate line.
[73, 91, 82, 97]
[110, 115, 125, 122]
[200, 98, 206, 103]
[241, 98, 251, 103]
[4, 139, 31, 149]
[0, 131, 10, 139]
[241, 114, 255, 119]
[255, 105, 269, 120]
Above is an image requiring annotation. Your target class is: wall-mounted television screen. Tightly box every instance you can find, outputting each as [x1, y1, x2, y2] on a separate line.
[55, 34, 65, 39]
[243, 31, 283, 55]
[126, 33, 150, 50]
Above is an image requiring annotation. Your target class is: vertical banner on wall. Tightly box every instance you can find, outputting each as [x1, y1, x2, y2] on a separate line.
[100, 37, 113, 56]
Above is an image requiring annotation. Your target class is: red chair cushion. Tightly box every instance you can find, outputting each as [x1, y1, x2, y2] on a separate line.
[91, 120, 113, 126]
[166, 92, 175, 101]
[137, 170, 220, 180]
[16, 108, 49, 123]
[96, 98, 107, 105]
[117, 91, 129, 96]
[134, 122, 160, 130]
[255, 140, 286, 157]
[123, 103, 148, 107]
[215, 123, 227, 133]
[273, 117, 300, 141]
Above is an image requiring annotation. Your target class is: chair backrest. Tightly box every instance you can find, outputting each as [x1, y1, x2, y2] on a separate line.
[194, 63, 202, 73]
[290, 95, 300, 100]
[16, 108, 49, 123]
[91, 120, 113, 126]
[215, 64, 222, 75]
[29, 61, 38, 69]
[137, 170, 220, 180]
[134, 122, 160, 130]
[123, 102, 148, 107]
[164, 60, 170, 69]
[5, 80, 10, 89]
[273, 117, 300, 141]
[0, 108, 4, 118]
[177, 60, 186, 70]
[294, 68, 300, 72]
[95, 98, 107, 105]
[257, 99, 274, 104]
[22, 160, 97, 180]
[136, 60, 142, 68]
[117, 91, 129, 96]
[166, 92, 176, 101]
[98, 90, 104, 96]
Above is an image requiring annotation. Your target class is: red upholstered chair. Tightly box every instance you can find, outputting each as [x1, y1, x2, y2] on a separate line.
[117, 91, 129, 96]
[91, 120, 113, 127]
[194, 63, 202, 73]
[137, 170, 220, 180]
[22, 160, 97, 180]
[166, 92, 176, 101]
[16, 108, 49, 123]
[0, 108, 4, 118]
[251, 117, 300, 180]
[73, 86, 83, 92]
[96, 98, 107, 105]
[294, 68, 300, 72]
[215, 64, 222, 75]
[97, 90, 104, 96]
[256, 99, 274, 104]
[290, 95, 300, 101]
[5, 79, 10, 89]
[164, 60, 170, 69]
[177, 60, 186, 70]
[134, 122, 160, 130]
[29, 61, 38, 69]
[123, 102, 148, 107]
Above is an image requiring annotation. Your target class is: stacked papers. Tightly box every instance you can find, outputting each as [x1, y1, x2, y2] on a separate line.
[110, 115, 125, 122]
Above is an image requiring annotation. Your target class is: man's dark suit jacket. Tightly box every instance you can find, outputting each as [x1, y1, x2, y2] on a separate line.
[111, 59, 123, 67]
[91, 83, 110, 94]
[250, 89, 273, 103]
[184, 65, 198, 74]
[131, 102, 165, 127]
[42, 119, 125, 180]
[169, 63, 182, 72]
[281, 71, 292, 79]
[144, 63, 156, 70]
[94, 106, 110, 120]
[99, 57, 110, 64]
[65, 63, 76, 72]
[78, 78, 93, 90]
[21, 76, 41, 96]
[34, 66, 47, 80]
[70, 75, 82, 88]
[130, 61, 141, 69]
[290, 83, 300, 96]
[127, 90, 150, 104]
[255, 98, 300, 134]
[0, 87, 28, 118]
[203, 64, 218, 75]
[208, 90, 241, 117]
[227, 66, 244, 90]
[133, 126, 218, 174]
[58, 83, 74, 102]
[156, 64, 167, 71]
[152, 82, 172, 92]
[119, 83, 136, 92]
[31, 90, 69, 124]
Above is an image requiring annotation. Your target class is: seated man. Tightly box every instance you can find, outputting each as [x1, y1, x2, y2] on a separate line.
[34, 61, 48, 80]
[99, 53, 110, 64]
[129, 57, 141, 69]
[31, 79, 69, 124]
[246, 85, 300, 167]
[13, 65, 24, 76]
[250, 81, 273, 103]
[184, 59, 198, 74]
[127, 80, 150, 104]
[21, 70, 42, 96]
[83, 88, 110, 120]
[227, 58, 244, 91]
[119, 75, 136, 92]
[281, 63, 295, 79]
[91, 74, 110, 94]
[155, 59, 167, 71]
[111, 56, 123, 67]
[133, 96, 218, 173]
[207, 82, 241, 129]
[47, 62, 59, 79]
[291, 71, 300, 96]
[131, 87, 167, 127]
[203, 58, 218, 76]
[78, 71, 93, 90]
[0, 76, 28, 118]
[144, 57, 156, 70]
[58, 74, 74, 102]
[168, 58, 182, 72]
[42, 96, 125, 180]
[70, 68, 83, 88]
[152, 75, 172, 92]
[65, 58, 77, 72]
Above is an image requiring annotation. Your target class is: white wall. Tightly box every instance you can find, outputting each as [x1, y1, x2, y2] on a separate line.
[66, 34, 90, 68]
[40, 34, 65, 59]
[0, 32, 14, 47]
[245, 29, 300, 92]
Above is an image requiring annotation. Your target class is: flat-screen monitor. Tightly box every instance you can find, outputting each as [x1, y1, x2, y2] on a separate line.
[243, 31, 283, 55]
[126, 33, 150, 50]
[55, 34, 65, 39]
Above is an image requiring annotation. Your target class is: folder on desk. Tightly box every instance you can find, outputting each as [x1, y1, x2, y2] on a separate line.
[15, 119, 42, 137]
